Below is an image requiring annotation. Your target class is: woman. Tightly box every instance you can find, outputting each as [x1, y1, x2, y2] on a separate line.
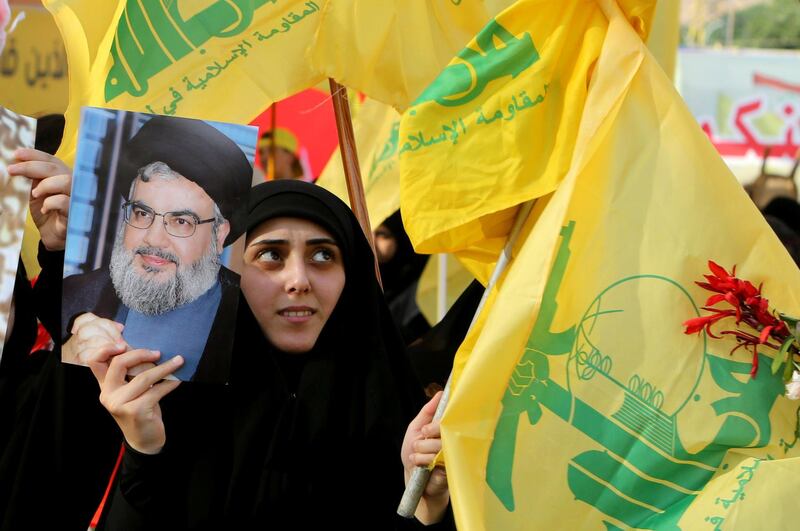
[374, 210, 431, 344]
[82, 181, 450, 529]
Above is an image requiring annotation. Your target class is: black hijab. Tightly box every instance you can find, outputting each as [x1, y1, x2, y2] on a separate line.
[223, 181, 424, 526]
[379, 210, 430, 302]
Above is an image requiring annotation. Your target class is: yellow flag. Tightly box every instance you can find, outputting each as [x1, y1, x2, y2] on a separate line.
[45, 0, 324, 161]
[442, 1, 800, 529]
[646, 0, 680, 80]
[316, 97, 401, 229]
[309, 0, 515, 111]
[398, 0, 608, 283]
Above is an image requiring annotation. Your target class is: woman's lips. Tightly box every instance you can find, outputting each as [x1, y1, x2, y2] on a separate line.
[278, 307, 316, 323]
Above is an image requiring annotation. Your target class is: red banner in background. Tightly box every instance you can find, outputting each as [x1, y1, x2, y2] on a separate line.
[249, 87, 339, 181]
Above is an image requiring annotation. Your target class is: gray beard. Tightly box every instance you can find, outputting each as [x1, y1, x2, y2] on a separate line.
[109, 229, 221, 316]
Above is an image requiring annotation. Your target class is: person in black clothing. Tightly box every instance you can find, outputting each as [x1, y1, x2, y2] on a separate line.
[0, 136, 124, 531]
[85, 181, 451, 529]
[407, 279, 485, 397]
[375, 210, 431, 344]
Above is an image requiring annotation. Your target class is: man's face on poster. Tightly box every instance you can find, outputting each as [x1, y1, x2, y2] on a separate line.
[109, 169, 230, 315]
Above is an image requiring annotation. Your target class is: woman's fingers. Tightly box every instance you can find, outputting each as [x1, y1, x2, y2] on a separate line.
[41, 194, 70, 217]
[425, 467, 449, 498]
[73, 314, 124, 343]
[410, 452, 439, 467]
[112, 356, 183, 404]
[87, 342, 129, 383]
[8, 158, 68, 181]
[421, 420, 441, 439]
[30, 172, 70, 198]
[129, 379, 181, 407]
[408, 391, 443, 433]
[12, 147, 58, 163]
[104, 349, 162, 390]
[126, 362, 157, 379]
[413, 438, 442, 456]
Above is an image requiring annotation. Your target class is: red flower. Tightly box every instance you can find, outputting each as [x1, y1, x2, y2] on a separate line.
[685, 260, 796, 379]
[684, 311, 734, 337]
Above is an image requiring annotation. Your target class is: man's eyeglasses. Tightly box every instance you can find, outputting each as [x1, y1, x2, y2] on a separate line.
[122, 201, 215, 238]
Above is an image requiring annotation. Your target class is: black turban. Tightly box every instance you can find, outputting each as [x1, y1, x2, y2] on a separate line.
[119, 115, 252, 246]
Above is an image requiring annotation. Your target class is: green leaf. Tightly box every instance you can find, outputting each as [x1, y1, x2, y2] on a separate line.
[786, 350, 798, 382]
[779, 313, 800, 327]
[773, 337, 794, 375]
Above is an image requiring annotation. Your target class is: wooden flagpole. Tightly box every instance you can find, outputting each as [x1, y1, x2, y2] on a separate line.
[329, 78, 382, 286]
[268, 102, 277, 180]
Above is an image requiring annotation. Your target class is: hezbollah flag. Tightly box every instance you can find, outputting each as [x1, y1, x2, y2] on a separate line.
[441, 0, 800, 529]
[44, 0, 325, 161]
[309, 0, 516, 111]
[398, 1, 660, 284]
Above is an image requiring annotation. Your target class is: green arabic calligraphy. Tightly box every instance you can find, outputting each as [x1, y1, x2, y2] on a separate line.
[133, 1, 318, 116]
[399, 87, 546, 155]
[714, 459, 762, 509]
[411, 19, 539, 107]
[366, 120, 399, 187]
[485, 222, 785, 529]
[704, 516, 724, 531]
[105, 0, 319, 102]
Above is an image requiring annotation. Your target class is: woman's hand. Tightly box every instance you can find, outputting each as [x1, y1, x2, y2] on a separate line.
[401, 391, 449, 525]
[62, 312, 128, 366]
[91, 348, 184, 455]
[8, 148, 72, 251]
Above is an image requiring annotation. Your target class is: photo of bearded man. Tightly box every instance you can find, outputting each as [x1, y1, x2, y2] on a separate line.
[61, 110, 255, 384]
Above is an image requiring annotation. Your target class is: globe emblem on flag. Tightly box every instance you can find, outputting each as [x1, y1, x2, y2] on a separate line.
[487, 222, 786, 529]
[567, 276, 705, 456]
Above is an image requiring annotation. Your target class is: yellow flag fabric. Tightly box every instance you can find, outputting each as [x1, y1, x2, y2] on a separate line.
[309, 0, 515, 111]
[45, 0, 324, 162]
[396, 0, 664, 284]
[646, 0, 680, 80]
[441, 1, 800, 529]
[398, 0, 608, 283]
[316, 97, 401, 229]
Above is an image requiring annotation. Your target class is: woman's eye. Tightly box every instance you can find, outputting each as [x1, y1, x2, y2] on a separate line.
[311, 248, 333, 262]
[256, 249, 281, 262]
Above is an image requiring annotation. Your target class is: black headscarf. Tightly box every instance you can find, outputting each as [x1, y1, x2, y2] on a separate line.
[379, 210, 430, 302]
[224, 181, 424, 526]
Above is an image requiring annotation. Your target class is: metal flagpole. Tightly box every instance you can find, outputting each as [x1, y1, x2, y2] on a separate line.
[397, 199, 536, 518]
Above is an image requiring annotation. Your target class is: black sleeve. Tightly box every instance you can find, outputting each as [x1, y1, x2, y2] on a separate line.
[101, 443, 177, 531]
[395, 504, 456, 530]
[32, 242, 64, 340]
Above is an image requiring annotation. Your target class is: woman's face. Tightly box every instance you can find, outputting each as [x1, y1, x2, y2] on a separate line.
[242, 216, 345, 353]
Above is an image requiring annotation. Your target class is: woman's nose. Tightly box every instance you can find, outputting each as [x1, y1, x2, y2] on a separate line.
[285, 256, 310, 294]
